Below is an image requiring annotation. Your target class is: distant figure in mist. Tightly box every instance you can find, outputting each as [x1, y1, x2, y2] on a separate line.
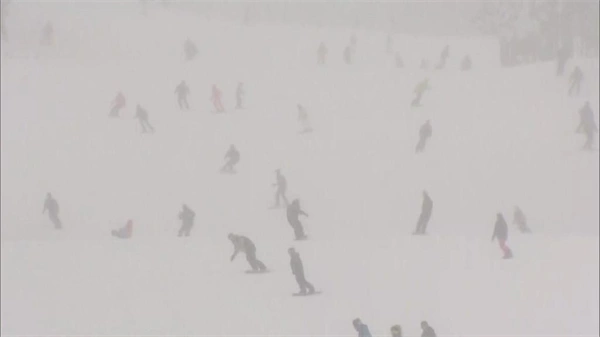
[395, 53, 404, 68]
[271, 169, 289, 208]
[288, 247, 315, 295]
[435, 45, 449, 69]
[221, 144, 240, 173]
[411, 79, 430, 107]
[174, 80, 190, 110]
[110, 91, 126, 117]
[111, 219, 133, 239]
[235, 82, 244, 109]
[297, 104, 312, 133]
[184, 38, 198, 61]
[228, 233, 267, 272]
[40, 21, 53, 46]
[211, 84, 224, 113]
[420, 321, 437, 337]
[461, 55, 472, 71]
[413, 191, 433, 235]
[134, 104, 155, 133]
[352, 318, 372, 337]
[386, 34, 393, 54]
[42, 193, 62, 229]
[513, 206, 531, 233]
[420, 59, 429, 70]
[287, 199, 309, 240]
[491, 213, 513, 259]
[415, 120, 432, 153]
[569, 66, 583, 96]
[177, 204, 195, 237]
[317, 42, 328, 65]
[556, 45, 570, 77]
[344, 45, 354, 65]
[576, 101, 598, 151]
[390, 324, 402, 337]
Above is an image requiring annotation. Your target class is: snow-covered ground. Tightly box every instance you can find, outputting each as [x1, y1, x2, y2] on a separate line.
[1, 3, 599, 336]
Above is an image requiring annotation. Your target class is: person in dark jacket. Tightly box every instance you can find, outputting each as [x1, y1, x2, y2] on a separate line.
[513, 206, 531, 233]
[110, 91, 126, 117]
[42, 192, 62, 229]
[287, 199, 309, 240]
[288, 247, 315, 294]
[413, 191, 433, 235]
[576, 101, 598, 151]
[229, 233, 267, 272]
[112, 219, 133, 239]
[177, 204, 195, 237]
[272, 169, 289, 208]
[174, 80, 190, 110]
[135, 104, 155, 133]
[390, 324, 402, 337]
[492, 213, 513, 259]
[420, 321, 437, 337]
[221, 144, 240, 173]
[569, 66, 583, 95]
[352, 318, 372, 337]
[415, 120, 432, 153]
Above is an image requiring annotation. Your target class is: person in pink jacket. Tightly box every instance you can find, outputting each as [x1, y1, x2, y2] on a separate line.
[112, 219, 133, 239]
[211, 84, 224, 113]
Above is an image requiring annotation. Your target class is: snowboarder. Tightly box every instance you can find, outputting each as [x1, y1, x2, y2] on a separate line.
[174, 80, 190, 110]
[352, 318, 372, 337]
[318, 42, 328, 65]
[235, 82, 244, 109]
[228, 233, 267, 272]
[390, 325, 402, 337]
[435, 45, 449, 69]
[42, 192, 62, 229]
[413, 190, 433, 235]
[491, 213, 513, 259]
[513, 206, 531, 233]
[221, 144, 240, 173]
[344, 45, 354, 65]
[420, 321, 437, 337]
[569, 66, 583, 96]
[287, 199, 309, 240]
[288, 247, 315, 295]
[134, 104, 155, 133]
[576, 101, 598, 150]
[411, 79, 430, 107]
[556, 45, 570, 76]
[395, 53, 404, 68]
[297, 104, 312, 133]
[110, 91, 126, 117]
[40, 21, 53, 46]
[415, 120, 432, 153]
[111, 219, 133, 239]
[461, 55, 472, 71]
[272, 169, 289, 208]
[184, 38, 198, 61]
[211, 84, 224, 113]
[177, 204, 195, 237]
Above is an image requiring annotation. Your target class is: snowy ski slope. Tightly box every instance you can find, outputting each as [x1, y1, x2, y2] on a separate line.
[1, 3, 599, 337]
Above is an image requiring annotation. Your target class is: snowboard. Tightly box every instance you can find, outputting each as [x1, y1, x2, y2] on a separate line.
[292, 291, 322, 297]
[245, 269, 270, 274]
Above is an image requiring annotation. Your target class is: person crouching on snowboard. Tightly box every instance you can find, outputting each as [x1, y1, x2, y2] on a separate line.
[289, 247, 315, 295]
[112, 219, 133, 239]
[221, 144, 240, 173]
[228, 233, 267, 272]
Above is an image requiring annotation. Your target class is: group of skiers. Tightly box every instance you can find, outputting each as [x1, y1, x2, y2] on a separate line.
[352, 318, 437, 337]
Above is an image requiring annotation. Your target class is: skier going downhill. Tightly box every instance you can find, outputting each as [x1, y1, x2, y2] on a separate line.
[134, 104, 155, 133]
[178, 204, 195, 237]
[411, 79, 430, 107]
[235, 82, 244, 109]
[352, 318, 373, 337]
[576, 101, 598, 150]
[42, 192, 62, 229]
[228, 233, 267, 272]
[415, 120, 432, 153]
[211, 84, 224, 113]
[413, 190, 433, 235]
[420, 321, 437, 337]
[288, 247, 315, 295]
[221, 144, 240, 173]
[297, 104, 312, 133]
[513, 206, 532, 233]
[569, 66, 583, 96]
[110, 91, 126, 117]
[272, 169, 289, 208]
[174, 80, 190, 110]
[492, 213, 513, 259]
[287, 199, 309, 240]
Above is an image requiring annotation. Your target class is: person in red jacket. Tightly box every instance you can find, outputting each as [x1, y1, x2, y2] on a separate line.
[211, 84, 224, 113]
[492, 213, 513, 259]
[112, 219, 133, 239]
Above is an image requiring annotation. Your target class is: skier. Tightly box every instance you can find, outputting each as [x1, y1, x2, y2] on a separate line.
[288, 247, 315, 295]
[134, 104, 155, 133]
[395, 53, 404, 68]
[461, 55, 472, 71]
[211, 84, 224, 113]
[221, 144, 240, 173]
[390, 325, 402, 337]
[235, 82, 244, 109]
[297, 104, 312, 133]
[177, 204, 195, 237]
[184, 38, 198, 61]
[556, 45, 570, 76]
[415, 120, 432, 153]
[352, 318, 372, 337]
[40, 21, 53, 46]
[435, 45, 449, 69]
[491, 213, 513, 259]
[411, 78, 430, 107]
[513, 206, 531, 233]
[42, 192, 62, 229]
[174, 80, 190, 110]
[569, 66, 583, 96]
[111, 219, 133, 239]
[287, 199, 309, 240]
[228, 233, 267, 272]
[344, 45, 354, 65]
[272, 169, 289, 208]
[317, 42, 328, 65]
[109, 91, 126, 117]
[576, 101, 598, 150]
[413, 190, 433, 235]
[420, 321, 437, 337]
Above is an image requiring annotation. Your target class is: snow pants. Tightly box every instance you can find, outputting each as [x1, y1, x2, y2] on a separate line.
[294, 273, 315, 294]
[246, 249, 266, 271]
